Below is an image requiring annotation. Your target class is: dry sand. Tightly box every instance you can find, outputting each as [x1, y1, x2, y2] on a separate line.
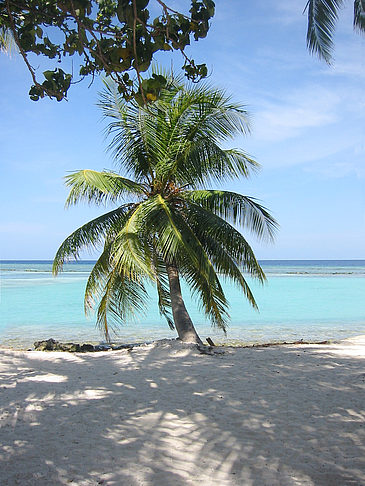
[0, 336, 364, 486]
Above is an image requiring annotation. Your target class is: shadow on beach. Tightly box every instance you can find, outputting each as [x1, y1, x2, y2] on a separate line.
[0, 342, 364, 485]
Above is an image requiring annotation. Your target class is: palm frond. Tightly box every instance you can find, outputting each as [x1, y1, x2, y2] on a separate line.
[178, 254, 230, 332]
[191, 226, 259, 309]
[305, 0, 344, 63]
[111, 200, 156, 280]
[0, 27, 17, 54]
[95, 267, 149, 340]
[153, 85, 252, 183]
[83, 239, 152, 340]
[155, 195, 216, 284]
[84, 241, 114, 315]
[170, 145, 259, 188]
[181, 199, 266, 283]
[169, 83, 251, 141]
[53, 204, 134, 275]
[152, 251, 174, 329]
[65, 170, 145, 207]
[99, 82, 157, 180]
[354, 0, 365, 31]
[183, 190, 278, 242]
[155, 277, 174, 330]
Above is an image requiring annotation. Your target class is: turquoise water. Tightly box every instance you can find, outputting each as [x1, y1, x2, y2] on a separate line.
[1, 260, 364, 348]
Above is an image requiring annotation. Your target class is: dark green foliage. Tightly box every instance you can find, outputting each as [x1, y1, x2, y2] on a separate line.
[354, 0, 365, 32]
[0, 0, 214, 102]
[1, 2, 364, 101]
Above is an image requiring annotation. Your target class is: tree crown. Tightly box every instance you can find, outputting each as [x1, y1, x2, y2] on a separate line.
[53, 77, 277, 338]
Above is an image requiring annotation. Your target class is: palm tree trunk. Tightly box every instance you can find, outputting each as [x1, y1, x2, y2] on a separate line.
[166, 262, 203, 345]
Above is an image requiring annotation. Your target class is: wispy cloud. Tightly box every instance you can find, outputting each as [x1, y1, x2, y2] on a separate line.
[306, 159, 365, 179]
[329, 60, 365, 78]
[251, 86, 340, 142]
[321, 39, 365, 79]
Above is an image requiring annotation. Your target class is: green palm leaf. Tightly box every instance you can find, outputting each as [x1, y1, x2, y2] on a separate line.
[191, 227, 259, 309]
[53, 204, 134, 275]
[99, 82, 161, 180]
[178, 254, 229, 331]
[155, 195, 216, 284]
[305, 0, 344, 63]
[168, 83, 251, 141]
[182, 199, 266, 282]
[95, 267, 149, 340]
[168, 144, 259, 188]
[183, 190, 278, 242]
[354, 0, 365, 31]
[0, 26, 17, 54]
[83, 240, 151, 339]
[65, 170, 146, 207]
[152, 251, 174, 330]
[111, 201, 156, 280]
[84, 240, 114, 315]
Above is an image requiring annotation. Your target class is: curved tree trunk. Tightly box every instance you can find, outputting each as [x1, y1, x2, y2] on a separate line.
[166, 262, 203, 345]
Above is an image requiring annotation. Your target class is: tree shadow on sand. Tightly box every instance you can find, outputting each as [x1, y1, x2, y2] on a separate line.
[0, 343, 364, 485]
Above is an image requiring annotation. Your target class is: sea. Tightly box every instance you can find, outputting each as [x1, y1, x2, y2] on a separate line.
[0, 260, 364, 349]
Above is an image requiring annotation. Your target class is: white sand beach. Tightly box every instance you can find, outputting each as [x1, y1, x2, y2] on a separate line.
[1, 336, 364, 486]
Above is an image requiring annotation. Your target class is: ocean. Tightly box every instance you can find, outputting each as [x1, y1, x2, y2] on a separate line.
[0, 260, 364, 349]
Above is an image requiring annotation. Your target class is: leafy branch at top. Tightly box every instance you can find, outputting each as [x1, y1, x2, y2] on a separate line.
[2, 1, 363, 103]
[0, 0, 215, 102]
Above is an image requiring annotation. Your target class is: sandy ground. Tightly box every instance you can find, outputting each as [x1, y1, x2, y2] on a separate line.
[0, 336, 364, 486]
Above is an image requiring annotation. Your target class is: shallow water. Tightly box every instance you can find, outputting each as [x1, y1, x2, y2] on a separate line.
[1, 260, 364, 348]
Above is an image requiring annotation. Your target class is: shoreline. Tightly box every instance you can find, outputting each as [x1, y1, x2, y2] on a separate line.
[0, 333, 362, 352]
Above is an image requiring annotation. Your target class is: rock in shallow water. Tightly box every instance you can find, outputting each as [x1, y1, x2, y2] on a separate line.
[32, 338, 148, 352]
[80, 343, 96, 352]
[33, 338, 59, 351]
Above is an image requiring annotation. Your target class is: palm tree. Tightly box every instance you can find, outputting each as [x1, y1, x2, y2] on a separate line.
[305, 0, 365, 63]
[53, 76, 277, 345]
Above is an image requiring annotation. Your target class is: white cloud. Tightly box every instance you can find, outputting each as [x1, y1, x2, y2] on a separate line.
[250, 86, 340, 142]
[305, 157, 365, 179]
[273, 0, 355, 27]
[322, 43, 365, 79]
[327, 59, 365, 78]
[236, 80, 364, 176]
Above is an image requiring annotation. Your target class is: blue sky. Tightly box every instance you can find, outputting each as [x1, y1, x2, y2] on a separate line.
[0, 0, 364, 260]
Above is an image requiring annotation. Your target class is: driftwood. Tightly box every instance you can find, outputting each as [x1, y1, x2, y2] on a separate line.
[206, 337, 216, 346]
[197, 344, 225, 356]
